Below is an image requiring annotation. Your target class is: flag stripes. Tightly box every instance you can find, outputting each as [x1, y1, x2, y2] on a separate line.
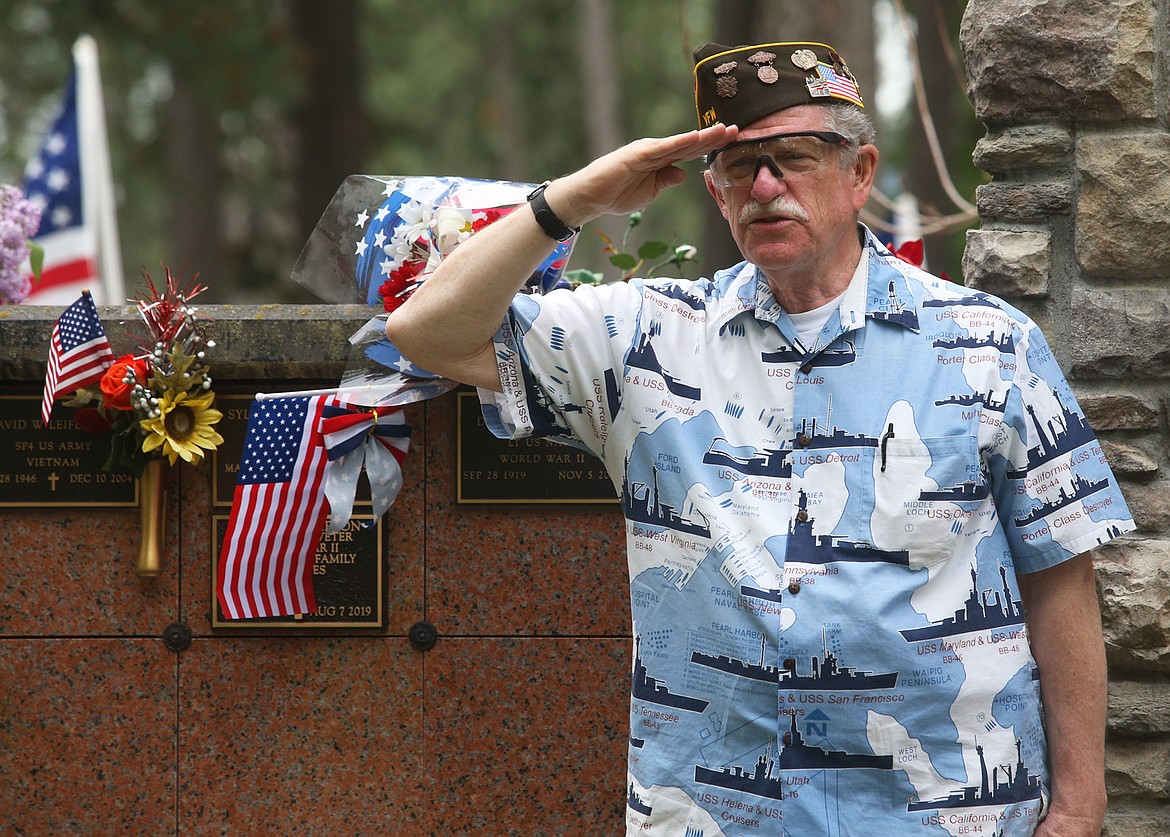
[216, 395, 331, 620]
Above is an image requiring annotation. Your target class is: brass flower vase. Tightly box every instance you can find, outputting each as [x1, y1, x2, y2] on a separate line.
[136, 458, 167, 577]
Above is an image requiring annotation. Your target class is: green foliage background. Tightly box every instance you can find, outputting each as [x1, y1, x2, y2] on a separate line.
[0, 0, 981, 302]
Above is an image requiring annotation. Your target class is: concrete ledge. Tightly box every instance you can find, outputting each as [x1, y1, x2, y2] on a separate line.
[0, 304, 377, 382]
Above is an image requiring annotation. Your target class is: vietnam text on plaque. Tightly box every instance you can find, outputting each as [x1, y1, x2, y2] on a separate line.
[0, 394, 137, 507]
[456, 391, 616, 504]
[211, 514, 385, 629]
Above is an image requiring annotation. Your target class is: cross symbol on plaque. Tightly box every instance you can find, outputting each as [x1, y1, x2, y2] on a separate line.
[48, 472, 59, 492]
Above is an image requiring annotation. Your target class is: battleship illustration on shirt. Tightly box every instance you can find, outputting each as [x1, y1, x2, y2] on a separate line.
[695, 715, 894, 802]
[906, 738, 1042, 812]
[692, 626, 898, 689]
[631, 635, 709, 713]
[785, 489, 910, 566]
[621, 455, 712, 539]
[626, 321, 702, 400]
[1008, 389, 1098, 477]
[900, 564, 1025, 642]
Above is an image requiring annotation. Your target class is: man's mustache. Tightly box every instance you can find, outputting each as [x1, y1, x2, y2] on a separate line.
[739, 196, 809, 224]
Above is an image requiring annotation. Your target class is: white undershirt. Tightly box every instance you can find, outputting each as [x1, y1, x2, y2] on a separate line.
[787, 291, 846, 347]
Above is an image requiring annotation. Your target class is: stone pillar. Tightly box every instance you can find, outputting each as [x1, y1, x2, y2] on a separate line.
[960, 2, 1170, 834]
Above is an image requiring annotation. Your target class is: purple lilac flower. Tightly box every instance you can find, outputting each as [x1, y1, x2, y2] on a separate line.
[0, 185, 43, 304]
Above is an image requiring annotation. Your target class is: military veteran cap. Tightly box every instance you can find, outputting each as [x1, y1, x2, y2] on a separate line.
[694, 41, 864, 128]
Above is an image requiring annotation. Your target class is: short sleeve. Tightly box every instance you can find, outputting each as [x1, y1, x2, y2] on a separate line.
[986, 322, 1134, 572]
[478, 282, 644, 459]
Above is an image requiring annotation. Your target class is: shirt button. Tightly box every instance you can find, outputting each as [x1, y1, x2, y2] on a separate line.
[795, 509, 809, 523]
[788, 579, 801, 594]
[782, 732, 793, 746]
[796, 432, 812, 447]
[783, 657, 797, 671]
[800, 363, 813, 375]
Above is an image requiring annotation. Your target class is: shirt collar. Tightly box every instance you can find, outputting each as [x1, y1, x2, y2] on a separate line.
[715, 225, 922, 337]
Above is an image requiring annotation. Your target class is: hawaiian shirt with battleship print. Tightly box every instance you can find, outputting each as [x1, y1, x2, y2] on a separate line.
[479, 226, 1134, 837]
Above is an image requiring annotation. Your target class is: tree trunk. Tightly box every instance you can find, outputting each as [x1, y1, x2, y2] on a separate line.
[577, 0, 625, 260]
[906, 0, 967, 275]
[164, 72, 231, 290]
[289, 0, 366, 250]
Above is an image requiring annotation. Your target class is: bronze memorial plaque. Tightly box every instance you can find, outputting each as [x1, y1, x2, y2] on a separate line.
[210, 514, 384, 629]
[0, 393, 137, 507]
[210, 392, 385, 630]
[456, 390, 616, 504]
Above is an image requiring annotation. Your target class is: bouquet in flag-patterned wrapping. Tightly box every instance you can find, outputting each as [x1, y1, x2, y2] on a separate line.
[294, 175, 575, 308]
[290, 175, 577, 409]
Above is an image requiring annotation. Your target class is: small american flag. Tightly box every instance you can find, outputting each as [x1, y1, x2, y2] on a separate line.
[815, 64, 864, 107]
[216, 395, 331, 620]
[41, 291, 114, 424]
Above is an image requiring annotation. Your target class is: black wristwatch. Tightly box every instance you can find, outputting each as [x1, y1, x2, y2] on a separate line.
[527, 180, 580, 242]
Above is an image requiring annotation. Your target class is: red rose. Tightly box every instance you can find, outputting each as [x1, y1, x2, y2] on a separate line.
[100, 354, 151, 411]
[470, 206, 510, 233]
[379, 259, 427, 313]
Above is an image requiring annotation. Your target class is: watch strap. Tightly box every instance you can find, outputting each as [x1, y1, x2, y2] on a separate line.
[527, 181, 579, 242]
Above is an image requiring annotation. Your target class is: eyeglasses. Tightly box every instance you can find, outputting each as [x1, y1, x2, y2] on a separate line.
[706, 130, 850, 189]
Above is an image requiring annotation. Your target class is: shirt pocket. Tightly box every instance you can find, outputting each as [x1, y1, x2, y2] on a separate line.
[873, 435, 984, 567]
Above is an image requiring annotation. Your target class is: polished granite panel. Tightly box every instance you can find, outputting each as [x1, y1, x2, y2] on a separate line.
[0, 482, 180, 636]
[0, 638, 176, 834]
[178, 636, 424, 833]
[421, 395, 630, 637]
[422, 636, 629, 834]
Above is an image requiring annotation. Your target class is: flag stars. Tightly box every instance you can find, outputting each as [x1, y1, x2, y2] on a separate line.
[45, 132, 68, 156]
[46, 168, 71, 192]
[355, 239, 368, 257]
[355, 209, 370, 228]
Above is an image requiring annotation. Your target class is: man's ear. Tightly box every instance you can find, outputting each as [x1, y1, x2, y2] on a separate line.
[704, 170, 731, 221]
[852, 144, 878, 211]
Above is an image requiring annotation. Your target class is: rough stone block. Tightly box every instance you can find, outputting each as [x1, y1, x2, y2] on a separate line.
[1096, 539, 1170, 675]
[1100, 440, 1158, 477]
[1108, 681, 1170, 736]
[973, 126, 1073, 174]
[1079, 393, 1161, 432]
[963, 228, 1050, 297]
[1077, 134, 1170, 279]
[1113, 480, 1170, 533]
[1105, 739, 1170, 797]
[1069, 288, 1170, 379]
[976, 181, 1072, 222]
[1102, 811, 1170, 837]
[960, 0, 1156, 122]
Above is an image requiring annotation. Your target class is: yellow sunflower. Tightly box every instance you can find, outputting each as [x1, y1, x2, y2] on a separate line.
[139, 389, 224, 465]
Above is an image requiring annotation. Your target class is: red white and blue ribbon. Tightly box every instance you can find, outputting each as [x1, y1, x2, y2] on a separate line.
[319, 403, 411, 533]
